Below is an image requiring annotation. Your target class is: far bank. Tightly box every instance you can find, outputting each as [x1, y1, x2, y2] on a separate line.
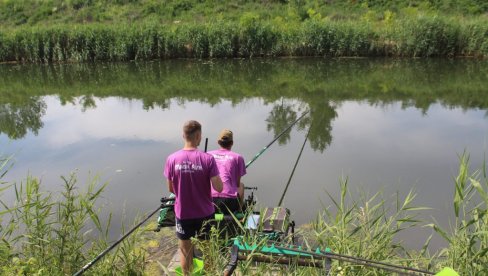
[1, 15, 487, 62]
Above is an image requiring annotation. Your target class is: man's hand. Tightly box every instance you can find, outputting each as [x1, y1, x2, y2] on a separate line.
[211, 175, 223, 192]
[167, 179, 174, 193]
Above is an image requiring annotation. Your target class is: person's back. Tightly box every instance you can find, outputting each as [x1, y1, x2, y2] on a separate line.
[165, 148, 217, 219]
[163, 120, 223, 275]
[208, 129, 246, 214]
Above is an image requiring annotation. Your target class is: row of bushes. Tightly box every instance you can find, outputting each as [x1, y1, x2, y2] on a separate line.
[0, 16, 486, 62]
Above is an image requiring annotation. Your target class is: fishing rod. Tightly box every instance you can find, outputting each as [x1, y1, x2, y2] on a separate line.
[74, 110, 309, 275]
[228, 239, 437, 276]
[245, 110, 309, 168]
[278, 124, 311, 207]
[73, 197, 174, 276]
[225, 239, 458, 276]
[268, 243, 436, 275]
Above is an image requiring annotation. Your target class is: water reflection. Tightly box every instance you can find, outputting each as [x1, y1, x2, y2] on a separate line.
[1, 59, 487, 149]
[266, 101, 298, 145]
[0, 97, 45, 139]
[0, 59, 487, 250]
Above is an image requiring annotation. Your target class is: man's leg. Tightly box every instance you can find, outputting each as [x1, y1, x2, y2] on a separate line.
[179, 239, 194, 275]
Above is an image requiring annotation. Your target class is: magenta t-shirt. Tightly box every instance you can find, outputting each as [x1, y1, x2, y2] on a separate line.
[164, 149, 219, 220]
[208, 149, 246, 198]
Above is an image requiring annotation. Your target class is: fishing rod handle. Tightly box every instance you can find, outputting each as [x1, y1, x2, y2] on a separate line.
[160, 197, 174, 203]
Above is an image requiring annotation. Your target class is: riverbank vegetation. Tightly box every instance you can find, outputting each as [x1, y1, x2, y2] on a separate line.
[0, 1, 487, 61]
[0, 156, 147, 275]
[1, 152, 486, 274]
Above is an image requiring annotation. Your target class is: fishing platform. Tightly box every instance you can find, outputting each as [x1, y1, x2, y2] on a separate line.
[156, 191, 457, 276]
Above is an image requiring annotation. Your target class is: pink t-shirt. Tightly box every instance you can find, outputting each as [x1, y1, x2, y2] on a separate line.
[164, 149, 219, 220]
[208, 148, 246, 198]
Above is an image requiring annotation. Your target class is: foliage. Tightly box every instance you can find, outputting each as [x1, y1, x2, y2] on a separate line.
[0, 171, 146, 275]
[0, 1, 487, 60]
[0, 0, 487, 28]
[307, 178, 433, 274]
[0, 17, 486, 62]
[428, 153, 488, 275]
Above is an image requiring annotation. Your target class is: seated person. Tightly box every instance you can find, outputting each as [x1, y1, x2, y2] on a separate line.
[208, 129, 246, 214]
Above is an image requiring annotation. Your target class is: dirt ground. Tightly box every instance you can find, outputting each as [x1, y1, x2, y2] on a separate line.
[140, 222, 179, 275]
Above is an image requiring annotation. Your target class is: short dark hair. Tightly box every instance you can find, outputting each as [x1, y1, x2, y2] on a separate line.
[218, 139, 233, 149]
[183, 120, 201, 140]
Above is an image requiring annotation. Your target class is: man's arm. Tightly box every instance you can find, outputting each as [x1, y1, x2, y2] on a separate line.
[167, 179, 174, 193]
[237, 176, 244, 201]
[211, 175, 223, 192]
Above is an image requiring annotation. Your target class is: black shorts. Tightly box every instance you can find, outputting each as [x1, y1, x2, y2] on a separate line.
[175, 214, 214, 240]
[213, 197, 241, 214]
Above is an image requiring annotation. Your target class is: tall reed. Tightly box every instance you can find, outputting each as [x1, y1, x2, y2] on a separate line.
[429, 153, 488, 275]
[0, 17, 486, 62]
[0, 169, 146, 275]
[308, 178, 433, 275]
[0, 155, 13, 270]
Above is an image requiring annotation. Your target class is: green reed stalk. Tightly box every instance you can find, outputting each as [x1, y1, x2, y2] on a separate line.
[0, 155, 13, 270]
[308, 177, 433, 275]
[428, 153, 488, 275]
[0, 17, 486, 62]
[0, 169, 146, 275]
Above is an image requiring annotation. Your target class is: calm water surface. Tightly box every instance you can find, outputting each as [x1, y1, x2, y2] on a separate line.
[1, 59, 487, 250]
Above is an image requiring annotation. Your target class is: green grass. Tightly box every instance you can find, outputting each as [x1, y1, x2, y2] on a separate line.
[0, 16, 486, 62]
[0, 1, 487, 61]
[0, 0, 487, 28]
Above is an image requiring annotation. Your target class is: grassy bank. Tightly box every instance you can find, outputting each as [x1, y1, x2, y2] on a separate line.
[0, 0, 487, 61]
[1, 0, 487, 27]
[1, 153, 487, 274]
[0, 16, 487, 62]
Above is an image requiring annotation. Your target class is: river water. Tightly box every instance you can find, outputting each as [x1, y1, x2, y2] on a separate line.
[1, 58, 487, 250]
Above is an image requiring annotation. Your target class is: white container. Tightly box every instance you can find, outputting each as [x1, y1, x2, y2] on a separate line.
[246, 214, 260, 230]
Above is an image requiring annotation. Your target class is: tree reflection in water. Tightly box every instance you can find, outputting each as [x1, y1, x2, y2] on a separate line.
[0, 98, 46, 139]
[266, 100, 297, 146]
[0, 59, 487, 149]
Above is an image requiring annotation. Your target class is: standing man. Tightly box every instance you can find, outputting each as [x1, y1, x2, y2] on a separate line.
[208, 129, 247, 214]
[164, 120, 223, 275]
